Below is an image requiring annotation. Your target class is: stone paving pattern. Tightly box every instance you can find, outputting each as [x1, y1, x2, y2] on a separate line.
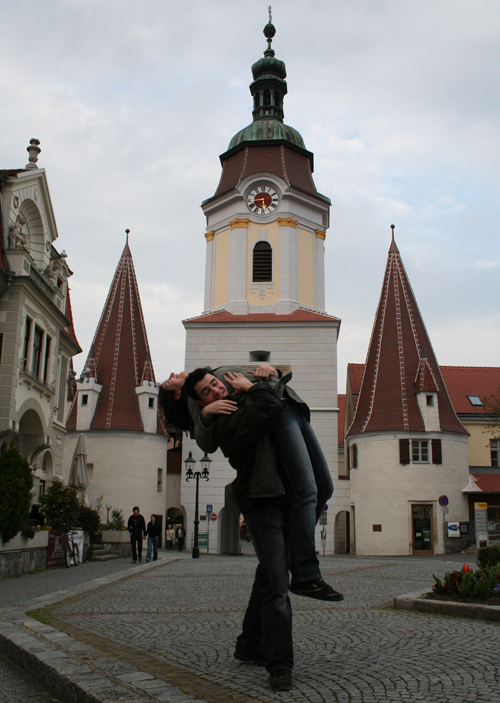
[28, 554, 499, 703]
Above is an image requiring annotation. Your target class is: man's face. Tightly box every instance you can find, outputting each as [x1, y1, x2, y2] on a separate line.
[133, 509, 139, 516]
[194, 373, 228, 406]
[163, 371, 188, 400]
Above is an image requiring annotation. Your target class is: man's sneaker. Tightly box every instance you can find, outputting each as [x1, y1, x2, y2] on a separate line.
[234, 650, 266, 666]
[146, 558, 150, 563]
[290, 578, 344, 601]
[269, 669, 292, 691]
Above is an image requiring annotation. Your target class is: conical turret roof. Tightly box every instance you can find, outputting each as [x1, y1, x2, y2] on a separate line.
[347, 232, 467, 437]
[67, 240, 165, 433]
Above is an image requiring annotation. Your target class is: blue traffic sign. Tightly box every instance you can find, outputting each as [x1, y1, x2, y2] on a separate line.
[439, 495, 449, 507]
[206, 504, 213, 513]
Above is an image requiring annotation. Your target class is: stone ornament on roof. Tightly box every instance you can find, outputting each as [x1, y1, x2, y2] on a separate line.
[25, 138, 41, 170]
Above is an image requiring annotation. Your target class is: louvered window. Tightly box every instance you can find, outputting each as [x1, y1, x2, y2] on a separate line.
[431, 439, 442, 465]
[399, 439, 410, 465]
[252, 241, 272, 282]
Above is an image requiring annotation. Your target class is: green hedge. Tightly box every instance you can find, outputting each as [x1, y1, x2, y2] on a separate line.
[477, 544, 500, 569]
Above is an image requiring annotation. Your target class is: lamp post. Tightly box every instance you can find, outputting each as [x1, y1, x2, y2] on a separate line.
[106, 503, 112, 524]
[185, 451, 211, 558]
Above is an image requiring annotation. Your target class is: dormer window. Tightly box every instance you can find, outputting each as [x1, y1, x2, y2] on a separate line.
[148, 398, 154, 409]
[81, 395, 88, 406]
[467, 395, 483, 407]
[426, 395, 434, 406]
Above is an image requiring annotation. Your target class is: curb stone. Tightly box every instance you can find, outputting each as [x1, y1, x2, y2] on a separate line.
[394, 592, 500, 622]
[0, 557, 210, 703]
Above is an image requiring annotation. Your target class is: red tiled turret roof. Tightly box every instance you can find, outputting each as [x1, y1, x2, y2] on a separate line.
[71, 242, 162, 432]
[347, 236, 467, 437]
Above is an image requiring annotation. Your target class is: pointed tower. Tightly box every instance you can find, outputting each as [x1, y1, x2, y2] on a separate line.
[345, 230, 469, 556]
[182, 17, 345, 555]
[65, 238, 169, 531]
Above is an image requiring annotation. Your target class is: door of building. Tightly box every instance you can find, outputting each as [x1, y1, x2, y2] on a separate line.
[412, 504, 434, 554]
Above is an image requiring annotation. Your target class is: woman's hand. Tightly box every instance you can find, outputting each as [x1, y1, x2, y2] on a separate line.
[202, 398, 238, 416]
[223, 372, 254, 394]
[249, 363, 279, 380]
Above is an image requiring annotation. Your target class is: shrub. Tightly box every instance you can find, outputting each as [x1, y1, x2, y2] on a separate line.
[76, 505, 100, 538]
[477, 545, 500, 569]
[0, 445, 33, 544]
[110, 508, 125, 530]
[39, 478, 80, 530]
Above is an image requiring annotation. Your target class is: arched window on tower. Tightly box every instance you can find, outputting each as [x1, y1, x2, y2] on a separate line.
[254, 94, 259, 112]
[263, 89, 271, 106]
[275, 91, 281, 108]
[252, 241, 273, 283]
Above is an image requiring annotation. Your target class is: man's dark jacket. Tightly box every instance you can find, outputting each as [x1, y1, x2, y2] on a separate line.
[212, 383, 284, 514]
[128, 514, 146, 536]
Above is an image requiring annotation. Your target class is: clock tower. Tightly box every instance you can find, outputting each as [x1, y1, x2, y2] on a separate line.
[201, 19, 330, 316]
[181, 19, 346, 555]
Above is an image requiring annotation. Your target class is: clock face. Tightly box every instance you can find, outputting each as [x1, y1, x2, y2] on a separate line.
[247, 185, 279, 215]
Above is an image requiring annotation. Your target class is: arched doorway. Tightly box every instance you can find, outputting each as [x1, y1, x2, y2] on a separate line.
[218, 484, 240, 554]
[335, 510, 350, 554]
[19, 408, 45, 460]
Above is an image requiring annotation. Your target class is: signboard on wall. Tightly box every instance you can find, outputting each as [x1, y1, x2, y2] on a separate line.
[447, 521, 460, 538]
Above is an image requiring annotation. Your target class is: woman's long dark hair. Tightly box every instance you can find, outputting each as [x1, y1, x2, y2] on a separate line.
[158, 385, 192, 434]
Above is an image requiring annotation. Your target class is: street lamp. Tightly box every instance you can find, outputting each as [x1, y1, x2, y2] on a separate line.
[185, 451, 211, 558]
[106, 503, 112, 523]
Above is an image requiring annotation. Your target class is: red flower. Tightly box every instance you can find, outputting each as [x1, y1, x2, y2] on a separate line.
[463, 564, 470, 573]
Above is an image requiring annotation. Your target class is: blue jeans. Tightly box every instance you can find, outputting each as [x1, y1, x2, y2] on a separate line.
[146, 536, 158, 561]
[271, 400, 334, 583]
[237, 504, 293, 673]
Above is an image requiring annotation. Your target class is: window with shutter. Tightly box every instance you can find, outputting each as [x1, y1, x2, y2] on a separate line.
[399, 439, 410, 465]
[252, 241, 272, 282]
[431, 439, 442, 465]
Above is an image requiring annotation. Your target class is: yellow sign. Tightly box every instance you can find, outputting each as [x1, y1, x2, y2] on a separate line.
[475, 502, 488, 510]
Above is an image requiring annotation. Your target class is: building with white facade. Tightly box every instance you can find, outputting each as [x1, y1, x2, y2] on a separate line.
[0, 139, 81, 493]
[180, 20, 346, 554]
[65, 240, 171, 533]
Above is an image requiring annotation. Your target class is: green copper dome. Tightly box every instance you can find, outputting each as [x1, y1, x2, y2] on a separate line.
[227, 17, 307, 152]
[228, 119, 306, 150]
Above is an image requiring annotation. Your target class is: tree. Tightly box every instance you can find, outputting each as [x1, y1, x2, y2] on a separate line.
[482, 383, 500, 438]
[0, 445, 33, 544]
[110, 508, 125, 529]
[76, 505, 101, 538]
[39, 477, 80, 530]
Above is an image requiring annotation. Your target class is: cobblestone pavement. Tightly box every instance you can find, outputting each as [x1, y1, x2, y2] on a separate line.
[24, 553, 498, 703]
[0, 653, 61, 703]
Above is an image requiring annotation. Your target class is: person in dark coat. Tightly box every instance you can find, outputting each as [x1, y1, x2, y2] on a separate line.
[127, 506, 146, 563]
[175, 524, 186, 551]
[146, 514, 161, 562]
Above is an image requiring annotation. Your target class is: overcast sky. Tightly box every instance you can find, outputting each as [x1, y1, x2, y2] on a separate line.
[2, 0, 499, 392]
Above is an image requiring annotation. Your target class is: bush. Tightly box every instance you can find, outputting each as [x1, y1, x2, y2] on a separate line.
[76, 505, 100, 538]
[477, 545, 500, 569]
[0, 445, 33, 544]
[110, 508, 125, 530]
[39, 478, 80, 531]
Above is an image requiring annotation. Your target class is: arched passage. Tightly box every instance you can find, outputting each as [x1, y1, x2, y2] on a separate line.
[335, 510, 350, 554]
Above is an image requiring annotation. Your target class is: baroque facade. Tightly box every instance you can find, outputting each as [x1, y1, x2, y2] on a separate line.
[0, 139, 81, 493]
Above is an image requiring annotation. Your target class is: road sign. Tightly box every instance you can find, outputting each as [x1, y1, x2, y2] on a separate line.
[206, 505, 213, 513]
[441, 507, 450, 514]
[474, 502, 487, 510]
[210, 513, 217, 521]
[323, 504, 328, 511]
[438, 495, 449, 507]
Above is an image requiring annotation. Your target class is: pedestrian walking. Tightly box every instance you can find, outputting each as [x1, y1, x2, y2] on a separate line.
[175, 524, 186, 551]
[166, 525, 174, 550]
[146, 515, 161, 562]
[127, 506, 146, 563]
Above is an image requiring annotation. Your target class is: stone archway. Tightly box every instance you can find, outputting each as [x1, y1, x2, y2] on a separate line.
[335, 510, 350, 554]
[218, 483, 240, 555]
[19, 408, 45, 461]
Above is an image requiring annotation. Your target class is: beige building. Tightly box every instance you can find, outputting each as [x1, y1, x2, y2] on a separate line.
[179, 21, 345, 554]
[0, 139, 81, 493]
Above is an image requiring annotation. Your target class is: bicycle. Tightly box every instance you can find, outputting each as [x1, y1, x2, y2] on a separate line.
[65, 529, 80, 568]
